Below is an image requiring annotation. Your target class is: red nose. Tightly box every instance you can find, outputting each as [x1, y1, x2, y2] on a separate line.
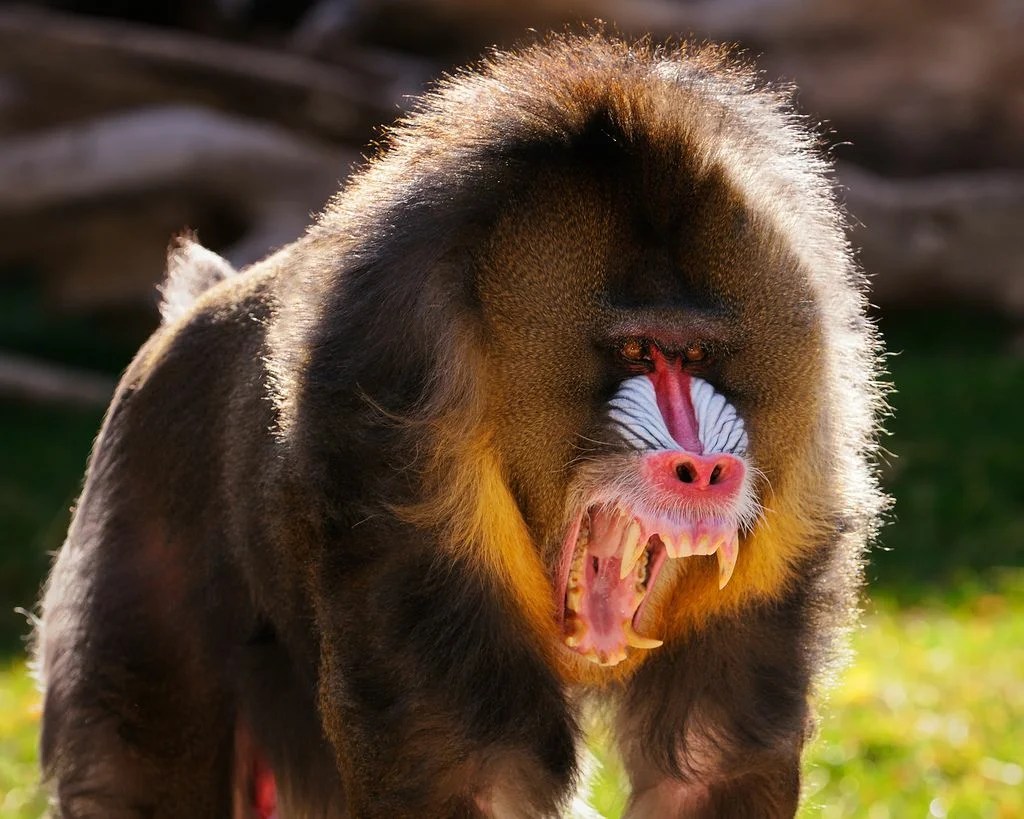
[641, 450, 745, 502]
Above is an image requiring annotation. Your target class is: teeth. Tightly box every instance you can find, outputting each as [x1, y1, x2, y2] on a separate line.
[566, 584, 583, 611]
[624, 621, 664, 650]
[663, 528, 695, 559]
[716, 533, 739, 589]
[661, 532, 678, 559]
[569, 550, 584, 586]
[597, 648, 626, 666]
[564, 617, 586, 647]
[618, 521, 645, 579]
[695, 530, 714, 556]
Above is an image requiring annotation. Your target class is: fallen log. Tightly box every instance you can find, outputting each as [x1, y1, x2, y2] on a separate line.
[842, 166, 1024, 316]
[0, 351, 115, 408]
[0, 106, 356, 309]
[0, 105, 352, 214]
[0, 4, 431, 143]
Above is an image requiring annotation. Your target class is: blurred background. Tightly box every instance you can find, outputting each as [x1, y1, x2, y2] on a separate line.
[0, 1, 1021, 817]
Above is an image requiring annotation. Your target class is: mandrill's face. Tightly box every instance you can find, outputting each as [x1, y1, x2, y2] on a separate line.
[555, 342, 757, 666]
[478, 157, 824, 670]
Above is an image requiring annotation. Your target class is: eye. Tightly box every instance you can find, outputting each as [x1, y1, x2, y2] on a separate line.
[619, 337, 652, 363]
[682, 341, 707, 363]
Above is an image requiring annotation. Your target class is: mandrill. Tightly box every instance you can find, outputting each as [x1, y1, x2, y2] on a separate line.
[35, 33, 886, 819]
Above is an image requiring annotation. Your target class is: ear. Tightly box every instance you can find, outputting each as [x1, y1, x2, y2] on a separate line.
[159, 234, 237, 324]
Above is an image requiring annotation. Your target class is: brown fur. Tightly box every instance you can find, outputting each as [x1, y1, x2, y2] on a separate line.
[35, 34, 885, 818]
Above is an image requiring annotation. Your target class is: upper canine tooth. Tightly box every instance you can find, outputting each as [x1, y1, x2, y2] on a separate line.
[661, 532, 679, 559]
[619, 521, 645, 579]
[624, 621, 664, 650]
[716, 533, 739, 589]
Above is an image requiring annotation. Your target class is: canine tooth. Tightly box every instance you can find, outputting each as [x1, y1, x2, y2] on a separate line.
[717, 533, 739, 589]
[660, 532, 678, 559]
[624, 621, 664, 650]
[619, 521, 645, 579]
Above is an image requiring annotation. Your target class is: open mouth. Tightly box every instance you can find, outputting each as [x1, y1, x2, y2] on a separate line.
[558, 504, 739, 667]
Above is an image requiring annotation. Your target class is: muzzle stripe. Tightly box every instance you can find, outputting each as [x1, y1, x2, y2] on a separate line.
[607, 374, 747, 457]
[607, 376, 678, 451]
[688, 377, 748, 457]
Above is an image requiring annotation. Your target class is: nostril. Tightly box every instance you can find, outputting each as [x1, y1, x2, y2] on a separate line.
[646, 451, 742, 497]
[675, 462, 696, 483]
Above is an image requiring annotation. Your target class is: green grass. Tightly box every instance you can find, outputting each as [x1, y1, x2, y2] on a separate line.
[3, 589, 1020, 818]
[869, 310, 1024, 596]
[585, 581, 1024, 819]
[802, 585, 1024, 819]
[0, 404, 103, 650]
[0, 663, 46, 819]
[0, 306, 1021, 817]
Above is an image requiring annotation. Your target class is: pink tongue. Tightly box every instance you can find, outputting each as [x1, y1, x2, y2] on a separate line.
[589, 557, 623, 632]
[576, 554, 638, 656]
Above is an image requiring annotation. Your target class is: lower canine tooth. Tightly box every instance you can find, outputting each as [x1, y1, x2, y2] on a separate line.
[716, 533, 739, 589]
[624, 621, 664, 650]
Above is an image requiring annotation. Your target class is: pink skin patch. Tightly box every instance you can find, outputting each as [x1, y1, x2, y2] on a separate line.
[254, 763, 277, 819]
[557, 347, 751, 666]
[640, 450, 744, 503]
[233, 723, 278, 819]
